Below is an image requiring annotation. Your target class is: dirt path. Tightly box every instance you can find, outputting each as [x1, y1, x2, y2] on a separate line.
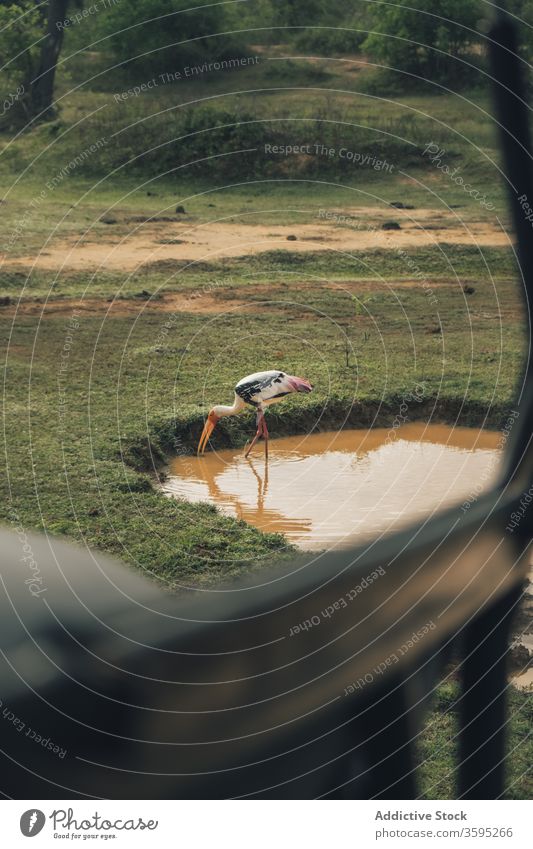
[0, 276, 469, 318]
[0, 292, 252, 317]
[1, 213, 510, 273]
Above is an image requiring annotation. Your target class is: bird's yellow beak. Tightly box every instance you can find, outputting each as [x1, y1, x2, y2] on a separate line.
[197, 411, 219, 455]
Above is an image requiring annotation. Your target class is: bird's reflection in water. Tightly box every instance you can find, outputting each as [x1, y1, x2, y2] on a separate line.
[162, 424, 502, 549]
[246, 457, 269, 512]
[192, 452, 312, 538]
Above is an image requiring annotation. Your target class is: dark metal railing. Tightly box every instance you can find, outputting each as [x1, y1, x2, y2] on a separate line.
[0, 10, 532, 799]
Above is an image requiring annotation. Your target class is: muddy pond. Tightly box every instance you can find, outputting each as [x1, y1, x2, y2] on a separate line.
[161, 423, 502, 550]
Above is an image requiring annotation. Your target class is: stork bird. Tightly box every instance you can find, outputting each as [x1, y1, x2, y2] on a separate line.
[197, 370, 313, 458]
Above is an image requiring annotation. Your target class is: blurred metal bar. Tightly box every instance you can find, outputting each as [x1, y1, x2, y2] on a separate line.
[459, 587, 522, 799]
[0, 478, 529, 797]
[489, 11, 533, 484]
[452, 9, 533, 800]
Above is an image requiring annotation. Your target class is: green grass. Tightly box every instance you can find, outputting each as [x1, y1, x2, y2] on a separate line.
[0, 243, 520, 300]
[0, 170, 509, 264]
[1, 257, 525, 589]
[0, 35, 530, 801]
[0, 48, 511, 248]
[418, 680, 533, 799]
[0, 50, 526, 589]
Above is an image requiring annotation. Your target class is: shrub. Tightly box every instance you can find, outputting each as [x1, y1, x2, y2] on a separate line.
[93, 0, 247, 76]
[294, 26, 366, 56]
[362, 0, 483, 83]
[83, 103, 415, 180]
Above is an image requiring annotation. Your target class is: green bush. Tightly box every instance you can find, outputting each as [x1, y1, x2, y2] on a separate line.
[294, 26, 366, 55]
[363, 0, 483, 83]
[78, 103, 416, 180]
[92, 0, 247, 75]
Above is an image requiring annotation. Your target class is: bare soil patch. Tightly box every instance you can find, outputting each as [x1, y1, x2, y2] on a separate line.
[1, 212, 509, 273]
[1, 276, 471, 318]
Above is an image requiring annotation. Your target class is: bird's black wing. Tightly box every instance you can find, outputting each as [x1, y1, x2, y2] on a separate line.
[235, 371, 286, 405]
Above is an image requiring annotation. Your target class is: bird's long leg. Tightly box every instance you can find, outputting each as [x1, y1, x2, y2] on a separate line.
[244, 410, 263, 458]
[260, 412, 269, 460]
[244, 428, 261, 458]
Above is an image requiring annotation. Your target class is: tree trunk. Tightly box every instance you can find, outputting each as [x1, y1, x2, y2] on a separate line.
[31, 0, 70, 119]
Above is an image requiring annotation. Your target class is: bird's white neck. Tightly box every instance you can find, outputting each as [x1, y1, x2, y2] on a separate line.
[212, 395, 246, 418]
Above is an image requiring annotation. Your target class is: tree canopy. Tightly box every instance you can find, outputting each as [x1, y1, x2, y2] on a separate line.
[362, 0, 483, 81]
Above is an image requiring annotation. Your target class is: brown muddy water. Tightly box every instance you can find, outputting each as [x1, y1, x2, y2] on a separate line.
[161, 423, 502, 550]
